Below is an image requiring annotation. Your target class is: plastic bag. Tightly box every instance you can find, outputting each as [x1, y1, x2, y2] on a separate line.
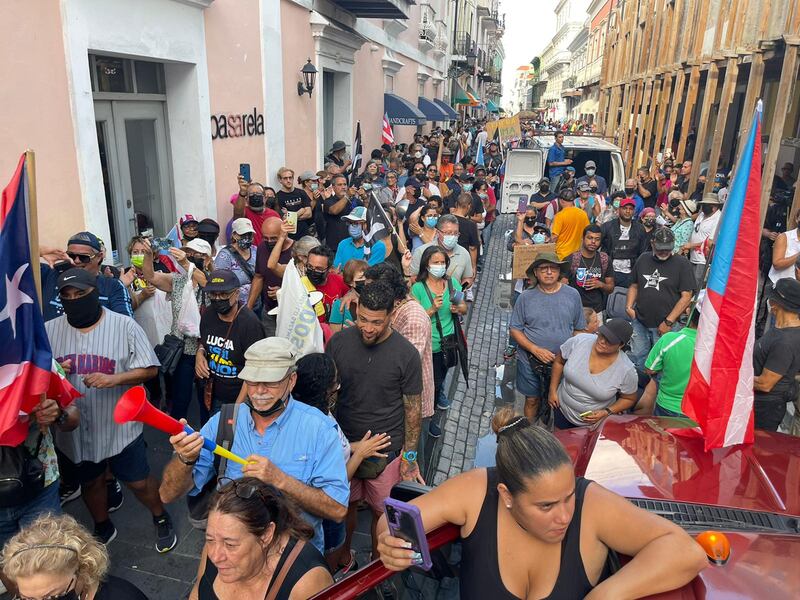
[177, 264, 201, 338]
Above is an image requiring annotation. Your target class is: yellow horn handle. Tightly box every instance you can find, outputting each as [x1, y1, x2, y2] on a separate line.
[213, 446, 250, 466]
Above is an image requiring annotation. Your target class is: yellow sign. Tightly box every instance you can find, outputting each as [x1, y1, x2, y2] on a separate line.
[485, 115, 522, 141]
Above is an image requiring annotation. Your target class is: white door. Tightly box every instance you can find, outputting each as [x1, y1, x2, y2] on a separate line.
[94, 100, 173, 264]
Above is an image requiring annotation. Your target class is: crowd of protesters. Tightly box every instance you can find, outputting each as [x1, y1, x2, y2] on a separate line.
[0, 118, 795, 600]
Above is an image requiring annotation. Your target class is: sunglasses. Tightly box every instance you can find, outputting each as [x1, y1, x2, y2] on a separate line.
[66, 251, 98, 264]
[216, 477, 280, 503]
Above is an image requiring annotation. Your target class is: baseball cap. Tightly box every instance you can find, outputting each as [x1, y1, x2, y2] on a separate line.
[298, 171, 320, 183]
[652, 227, 675, 251]
[231, 218, 256, 236]
[238, 337, 298, 383]
[565, 166, 576, 173]
[458, 172, 475, 182]
[585, 160, 597, 169]
[577, 181, 591, 192]
[342, 206, 368, 222]
[539, 177, 551, 185]
[331, 140, 346, 152]
[67, 232, 103, 252]
[57, 268, 96, 292]
[179, 214, 198, 228]
[203, 269, 239, 293]
[619, 197, 636, 208]
[198, 219, 220, 235]
[598, 319, 633, 345]
[381, 143, 393, 153]
[184, 238, 212, 256]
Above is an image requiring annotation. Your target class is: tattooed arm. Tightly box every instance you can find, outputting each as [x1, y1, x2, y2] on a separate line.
[400, 393, 423, 483]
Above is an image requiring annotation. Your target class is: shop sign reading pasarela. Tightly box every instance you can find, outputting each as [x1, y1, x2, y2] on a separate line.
[211, 108, 265, 140]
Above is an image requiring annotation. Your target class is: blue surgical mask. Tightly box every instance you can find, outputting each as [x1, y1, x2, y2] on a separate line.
[462, 183, 473, 192]
[425, 217, 438, 228]
[429, 264, 447, 278]
[310, 183, 319, 191]
[348, 224, 363, 239]
[533, 233, 546, 244]
[478, 192, 488, 200]
[441, 234, 458, 250]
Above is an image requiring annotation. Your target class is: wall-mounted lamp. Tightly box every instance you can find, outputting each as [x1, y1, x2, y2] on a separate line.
[297, 59, 318, 97]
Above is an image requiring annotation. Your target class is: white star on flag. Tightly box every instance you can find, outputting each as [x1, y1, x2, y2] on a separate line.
[0, 263, 34, 338]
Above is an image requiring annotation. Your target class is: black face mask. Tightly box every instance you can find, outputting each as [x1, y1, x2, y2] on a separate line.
[248, 194, 265, 208]
[306, 269, 327, 286]
[189, 256, 206, 270]
[182, 231, 198, 241]
[245, 380, 290, 417]
[211, 298, 234, 315]
[539, 184, 550, 192]
[590, 186, 598, 193]
[701, 204, 714, 216]
[624, 187, 636, 196]
[354, 281, 366, 295]
[236, 237, 253, 251]
[198, 233, 218, 247]
[62, 288, 102, 329]
[524, 217, 537, 226]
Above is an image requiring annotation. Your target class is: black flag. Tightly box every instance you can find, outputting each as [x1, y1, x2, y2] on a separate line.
[349, 122, 363, 186]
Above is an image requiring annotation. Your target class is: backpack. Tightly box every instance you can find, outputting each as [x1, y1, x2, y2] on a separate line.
[606, 286, 631, 320]
[186, 402, 240, 529]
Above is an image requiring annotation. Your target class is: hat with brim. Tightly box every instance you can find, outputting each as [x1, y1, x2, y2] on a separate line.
[331, 140, 346, 152]
[598, 318, 634, 346]
[298, 170, 320, 182]
[699, 193, 722, 205]
[57, 267, 96, 292]
[238, 337, 297, 383]
[342, 206, 368, 222]
[680, 199, 698, 215]
[526, 252, 566, 276]
[184, 238, 212, 256]
[768, 278, 800, 312]
[652, 227, 676, 251]
[619, 197, 636, 208]
[231, 218, 256, 236]
[533, 222, 550, 233]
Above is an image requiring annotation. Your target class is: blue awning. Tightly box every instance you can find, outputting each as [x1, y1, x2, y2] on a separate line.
[433, 98, 459, 120]
[417, 96, 450, 121]
[384, 93, 427, 126]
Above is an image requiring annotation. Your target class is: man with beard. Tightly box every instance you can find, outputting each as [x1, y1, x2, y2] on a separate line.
[567, 225, 614, 315]
[323, 174, 362, 252]
[626, 228, 696, 371]
[45, 268, 174, 551]
[600, 197, 649, 288]
[326, 281, 423, 559]
[161, 337, 349, 554]
[233, 176, 280, 247]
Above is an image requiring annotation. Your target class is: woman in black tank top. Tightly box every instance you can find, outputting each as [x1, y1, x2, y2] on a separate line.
[191, 477, 332, 600]
[377, 410, 707, 599]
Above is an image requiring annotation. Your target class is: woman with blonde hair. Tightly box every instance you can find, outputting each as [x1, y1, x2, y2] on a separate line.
[1, 513, 146, 599]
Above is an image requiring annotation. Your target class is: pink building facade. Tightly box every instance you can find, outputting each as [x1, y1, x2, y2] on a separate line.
[1, 0, 459, 263]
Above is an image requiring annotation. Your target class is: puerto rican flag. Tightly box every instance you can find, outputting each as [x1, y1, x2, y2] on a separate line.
[382, 113, 394, 146]
[681, 104, 762, 451]
[0, 154, 79, 445]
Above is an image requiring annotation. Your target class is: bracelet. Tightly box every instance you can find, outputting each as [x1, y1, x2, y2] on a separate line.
[55, 408, 69, 427]
[604, 407, 613, 415]
[176, 453, 197, 466]
[663, 318, 674, 326]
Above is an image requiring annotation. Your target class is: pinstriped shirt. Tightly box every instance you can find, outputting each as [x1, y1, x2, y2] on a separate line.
[392, 299, 435, 419]
[46, 309, 159, 463]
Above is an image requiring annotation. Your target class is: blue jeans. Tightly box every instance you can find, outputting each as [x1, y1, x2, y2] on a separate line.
[653, 404, 686, 418]
[629, 320, 662, 372]
[0, 481, 61, 548]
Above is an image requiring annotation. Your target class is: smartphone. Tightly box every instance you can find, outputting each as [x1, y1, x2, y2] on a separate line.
[239, 163, 251, 183]
[363, 182, 373, 191]
[451, 289, 465, 304]
[285, 211, 298, 234]
[151, 237, 172, 255]
[517, 196, 529, 213]
[384, 498, 432, 571]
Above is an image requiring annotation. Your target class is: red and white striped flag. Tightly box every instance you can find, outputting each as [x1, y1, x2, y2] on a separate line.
[382, 113, 394, 145]
[680, 102, 762, 451]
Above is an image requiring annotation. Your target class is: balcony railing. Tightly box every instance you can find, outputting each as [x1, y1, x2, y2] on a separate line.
[453, 31, 475, 58]
[562, 75, 576, 90]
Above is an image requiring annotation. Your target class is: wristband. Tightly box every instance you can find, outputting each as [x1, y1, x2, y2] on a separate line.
[663, 318, 674, 326]
[401, 450, 418, 463]
[177, 453, 198, 466]
[55, 408, 69, 427]
[604, 407, 613, 416]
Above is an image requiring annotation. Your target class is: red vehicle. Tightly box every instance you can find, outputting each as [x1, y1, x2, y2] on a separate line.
[314, 415, 800, 599]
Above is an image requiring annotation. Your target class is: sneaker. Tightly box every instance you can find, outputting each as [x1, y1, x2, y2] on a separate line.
[465, 287, 475, 302]
[59, 481, 81, 506]
[333, 550, 359, 582]
[428, 421, 442, 438]
[107, 479, 124, 513]
[94, 520, 118, 546]
[436, 395, 452, 410]
[154, 512, 178, 553]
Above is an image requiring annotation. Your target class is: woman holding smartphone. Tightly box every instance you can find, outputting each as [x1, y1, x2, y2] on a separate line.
[377, 408, 707, 599]
[411, 247, 467, 421]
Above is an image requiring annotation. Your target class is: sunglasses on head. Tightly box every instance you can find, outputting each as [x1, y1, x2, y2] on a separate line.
[216, 477, 280, 503]
[66, 251, 98, 264]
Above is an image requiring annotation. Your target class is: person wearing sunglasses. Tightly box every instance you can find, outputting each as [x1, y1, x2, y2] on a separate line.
[193, 477, 332, 600]
[160, 337, 349, 555]
[1, 513, 147, 600]
[40, 231, 134, 322]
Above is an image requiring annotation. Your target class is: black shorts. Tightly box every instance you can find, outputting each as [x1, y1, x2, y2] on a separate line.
[65, 435, 151, 484]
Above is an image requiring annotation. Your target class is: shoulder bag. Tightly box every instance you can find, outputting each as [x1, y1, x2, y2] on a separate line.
[0, 434, 45, 508]
[154, 334, 183, 376]
[421, 280, 459, 369]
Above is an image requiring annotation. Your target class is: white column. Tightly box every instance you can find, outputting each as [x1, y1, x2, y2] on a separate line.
[260, 0, 286, 187]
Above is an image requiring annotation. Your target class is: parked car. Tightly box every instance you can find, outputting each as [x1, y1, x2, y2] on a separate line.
[500, 135, 626, 213]
[313, 415, 800, 599]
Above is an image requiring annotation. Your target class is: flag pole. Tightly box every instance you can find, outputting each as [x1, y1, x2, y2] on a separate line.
[24, 150, 42, 305]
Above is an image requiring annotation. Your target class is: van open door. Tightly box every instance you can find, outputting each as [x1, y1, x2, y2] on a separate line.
[501, 149, 544, 213]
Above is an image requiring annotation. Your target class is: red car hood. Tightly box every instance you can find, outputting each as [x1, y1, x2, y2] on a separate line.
[556, 415, 800, 517]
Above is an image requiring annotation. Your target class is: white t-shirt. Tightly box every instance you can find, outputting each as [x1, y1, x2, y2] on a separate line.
[689, 210, 721, 265]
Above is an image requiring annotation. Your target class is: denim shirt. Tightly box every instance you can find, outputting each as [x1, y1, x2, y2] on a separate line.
[191, 398, 350, 553]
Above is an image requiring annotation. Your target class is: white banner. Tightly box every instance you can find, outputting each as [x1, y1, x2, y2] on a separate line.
[275, 260, 324, 356]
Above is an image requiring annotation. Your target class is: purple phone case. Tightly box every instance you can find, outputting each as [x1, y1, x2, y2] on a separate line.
[517, 196, 528, 213]
[383, 498, 433, 571]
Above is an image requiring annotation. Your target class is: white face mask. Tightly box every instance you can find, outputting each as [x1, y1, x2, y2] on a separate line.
[429, 264, 447, 278]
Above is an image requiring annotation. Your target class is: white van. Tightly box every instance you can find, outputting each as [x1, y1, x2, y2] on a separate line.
[500, 135, 626, 213]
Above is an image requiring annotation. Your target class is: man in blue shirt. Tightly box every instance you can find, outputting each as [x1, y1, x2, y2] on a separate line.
[160, 337, 349, 553]
[41, 231, 133, 321]
[334, 206, 386, 270]
[546, 131, 573, 190]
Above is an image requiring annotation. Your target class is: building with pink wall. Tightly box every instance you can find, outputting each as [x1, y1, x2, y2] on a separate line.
[0, 0, 503, 264]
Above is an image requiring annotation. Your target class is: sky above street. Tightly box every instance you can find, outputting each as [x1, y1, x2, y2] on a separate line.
[500, 0, 558, 110]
